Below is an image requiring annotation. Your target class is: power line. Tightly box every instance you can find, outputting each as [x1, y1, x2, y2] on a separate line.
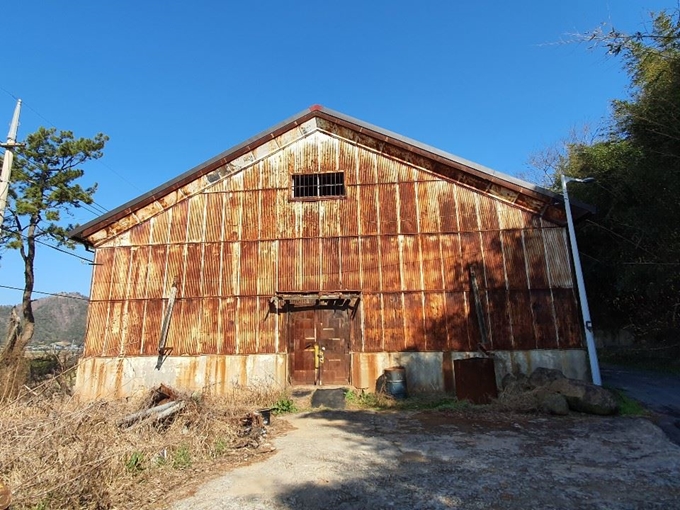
[0, 284, 89, 301]
[4, 228, 94, 263]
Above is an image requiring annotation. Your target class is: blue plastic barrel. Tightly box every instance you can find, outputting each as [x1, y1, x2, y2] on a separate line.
[384, 367, 407, 399]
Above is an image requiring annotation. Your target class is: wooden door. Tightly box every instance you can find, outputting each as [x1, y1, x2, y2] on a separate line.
[288, 303, 350, 385]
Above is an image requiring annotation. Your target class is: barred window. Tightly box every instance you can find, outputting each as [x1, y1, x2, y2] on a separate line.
[292, 172, 345, 199]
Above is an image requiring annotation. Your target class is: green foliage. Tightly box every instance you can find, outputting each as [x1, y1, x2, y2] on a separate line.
[213, 437, 229, 457]
[271, 395, 298, 415]
[608, 388, 648, 416]
[541, 10, 680, 339]
[172, 445, 191, 469]
[125, 451, 145, 474]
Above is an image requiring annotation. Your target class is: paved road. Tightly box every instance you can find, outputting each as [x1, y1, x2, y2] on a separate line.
[602, 364, 680, 444]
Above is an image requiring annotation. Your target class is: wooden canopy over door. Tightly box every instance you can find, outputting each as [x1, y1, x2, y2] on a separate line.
[287, 298, 352, 385]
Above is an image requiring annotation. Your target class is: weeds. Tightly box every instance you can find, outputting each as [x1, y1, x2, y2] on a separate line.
[609, 388, 648, 416]
[0, 388, 281, 510]
[272, 395, 298, 415]
[345, 390, 469, 411]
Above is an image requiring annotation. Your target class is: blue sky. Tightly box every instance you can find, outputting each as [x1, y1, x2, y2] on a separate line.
[0, 0, 673, 304]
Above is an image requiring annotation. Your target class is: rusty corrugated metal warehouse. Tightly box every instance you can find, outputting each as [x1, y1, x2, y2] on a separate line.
[70, 106, 590, 400]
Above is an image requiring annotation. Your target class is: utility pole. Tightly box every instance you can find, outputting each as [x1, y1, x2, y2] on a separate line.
[0, 99, 22, 232]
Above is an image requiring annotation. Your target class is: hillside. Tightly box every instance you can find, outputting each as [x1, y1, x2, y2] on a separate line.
[0, 293, 89, 346]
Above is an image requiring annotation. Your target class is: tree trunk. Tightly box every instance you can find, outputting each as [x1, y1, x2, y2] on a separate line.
[0, 218, 37, 401]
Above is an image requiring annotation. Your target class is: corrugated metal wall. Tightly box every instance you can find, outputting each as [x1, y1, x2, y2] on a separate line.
[83, 128, 582, 358]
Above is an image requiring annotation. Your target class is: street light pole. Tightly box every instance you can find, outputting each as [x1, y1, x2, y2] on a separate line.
[561, 175, 602, 386]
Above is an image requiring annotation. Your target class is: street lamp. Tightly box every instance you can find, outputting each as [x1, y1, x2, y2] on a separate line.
[561, 175, 602, 386]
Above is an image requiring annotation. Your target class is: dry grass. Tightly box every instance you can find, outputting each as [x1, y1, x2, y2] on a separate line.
[0, 385, 285, 510]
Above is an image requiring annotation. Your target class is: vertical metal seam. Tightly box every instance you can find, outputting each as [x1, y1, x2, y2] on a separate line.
[119, 247, 134, 357]
[521, 229, 539, 349]
[474, 194, 494, 348]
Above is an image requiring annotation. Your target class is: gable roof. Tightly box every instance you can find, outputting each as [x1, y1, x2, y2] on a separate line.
[69, 105, 590, 245]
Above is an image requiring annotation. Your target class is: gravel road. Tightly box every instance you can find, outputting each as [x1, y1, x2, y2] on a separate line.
[171, 409, 680, 510]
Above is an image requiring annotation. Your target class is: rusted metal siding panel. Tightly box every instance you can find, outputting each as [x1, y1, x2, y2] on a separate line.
[456, 186, 480, 232]
[497, 202, 526, 230]
[338, 139, 358, 184]
[258, 297, 277, 353]
[224, 191, 242, 241]
[508, 290, 535, 349]
[444, 291, 471, 351]
[220, 297, 236, 354]
[237, 297, 259, 354]
[338, 185, 359, 237]
[91, 249, 113, 301]
[110, 248, 131, 300]
[441, 234, 464, 291]
[486, 290, 512, 350]
[480, 232, 505, 289]
[258, 241, 277, 295]
[377, 184, 398, 235]
[421, 234, 443, 290]
[141, 299, 163, 355]
[260, 189, 278, 239]
[301, 238, 320, 291]
[297, 133, 319, 172]
[438, 188, 458, 233]
[128, 246, 149, 299]
[200, 297, 220, 354]
[360, 236, 381, 291]
[358, 149, 377, 185]
[146, 245, 167, 299]
[553, 289, 584, 348]
[460, 232, 482, 283]
[122, 300, 145, 355]
[401, 235, 422, 291]
[380, 236, 401, 292]
[340, 237, 361, 290]
[321, 237, 340, 290]
[149, 210, 170, 244]
[531, 290, 559, 349]
[165, 245, 185, 296]
[239, 241, 259, 296]
[184, 243, 203, 298]
[169, 200, 188, 244]
[424, 292, 447, 350]
[477, 194, 500, 231]
[129, 221, 150, 246]
[187, 194, 206, 243]
[102, 302, 123, 356]
[277, 239, 298, 292]
[83, 301, 108, 356]
[376, 152, 397, 183]
[320, 200, 340, 238]
[403, 292, 425, 350]
[221, 242, 236, 296]
[501, 230, 528, 290]
[361, 293, 382, 352]
[382, 293, 404, 351]
[418, 181, 442, 233]
[301, 201, 320, 238]
[241, 190, 260, 241]
[358, 185, 378, 236]
[543, 228, 574, 288]
[398, 182, 418, 234]
[523, 229, 550, 289]
[203, 243, 221, 296]
[319, 133, 337, 173]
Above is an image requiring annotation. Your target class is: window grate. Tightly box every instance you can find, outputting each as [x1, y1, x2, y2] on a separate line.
[292, 172, 345, 199]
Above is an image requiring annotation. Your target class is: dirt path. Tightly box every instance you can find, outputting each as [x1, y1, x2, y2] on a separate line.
[171, 409, 680, 510]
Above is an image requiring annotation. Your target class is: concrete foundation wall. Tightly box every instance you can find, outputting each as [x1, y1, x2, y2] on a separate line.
[74, 354, 288, 401]
[75, 349, 589, 400]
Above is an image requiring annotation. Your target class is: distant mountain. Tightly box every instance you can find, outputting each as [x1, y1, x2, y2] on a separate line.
[0, 293, 89, 346]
